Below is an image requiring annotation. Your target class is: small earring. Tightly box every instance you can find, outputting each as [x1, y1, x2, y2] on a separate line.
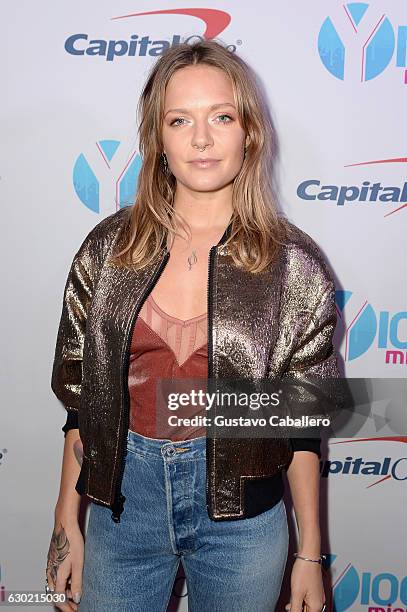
[161, 152, 169, 174]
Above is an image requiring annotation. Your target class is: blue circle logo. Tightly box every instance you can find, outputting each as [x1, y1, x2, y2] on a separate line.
[73, 139, 141, 213]
[318, 2, 395, 81]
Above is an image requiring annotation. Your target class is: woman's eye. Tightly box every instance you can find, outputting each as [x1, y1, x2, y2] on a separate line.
[170, 114, 233, 127]
[217, 114, 233, 123]
[170, 117, 186, 126]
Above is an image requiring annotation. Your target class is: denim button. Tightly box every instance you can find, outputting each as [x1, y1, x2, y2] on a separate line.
[90, 448, 97, 458]
[166, 447, 176, 456]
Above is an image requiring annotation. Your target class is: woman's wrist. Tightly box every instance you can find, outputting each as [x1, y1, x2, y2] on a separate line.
[297, 547, 321, 557]
[293, 552, 326, 565]
[54, 499, 80, 525]
[297, 538, 321, 559]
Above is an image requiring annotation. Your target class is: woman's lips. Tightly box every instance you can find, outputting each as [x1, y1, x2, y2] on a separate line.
[189, 159, 220, 168]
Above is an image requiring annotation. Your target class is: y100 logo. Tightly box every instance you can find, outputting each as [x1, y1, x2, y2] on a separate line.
[73, 139, 141, 214]
[336, 291, 406, 364]
[327, 555, 407, 611]
[318, 2, 407, 82]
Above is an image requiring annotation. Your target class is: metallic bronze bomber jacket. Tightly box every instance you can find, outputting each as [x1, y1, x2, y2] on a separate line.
[51, 206, 341, 523]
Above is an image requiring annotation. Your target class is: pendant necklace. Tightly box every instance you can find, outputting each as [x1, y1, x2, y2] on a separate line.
[187, 250, 198, 271]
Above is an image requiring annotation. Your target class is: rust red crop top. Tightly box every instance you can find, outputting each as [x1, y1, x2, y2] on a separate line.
[128, 292, 209, 441]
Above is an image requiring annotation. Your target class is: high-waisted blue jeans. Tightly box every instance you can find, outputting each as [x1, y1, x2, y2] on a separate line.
[78, 429, 289, 612]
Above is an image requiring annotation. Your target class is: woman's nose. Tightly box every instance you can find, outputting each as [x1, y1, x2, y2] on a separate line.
[191, 124, 213, 150]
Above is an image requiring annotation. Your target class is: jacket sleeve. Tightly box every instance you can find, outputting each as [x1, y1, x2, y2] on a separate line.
[51, 230, 99, 437]
[284, 280, 340, 459]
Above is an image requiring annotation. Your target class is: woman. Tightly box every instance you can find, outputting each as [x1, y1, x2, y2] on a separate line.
[47, 40, 336, 612]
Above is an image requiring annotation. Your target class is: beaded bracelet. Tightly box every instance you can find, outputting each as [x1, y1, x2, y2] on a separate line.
[293, 552, 326, 564]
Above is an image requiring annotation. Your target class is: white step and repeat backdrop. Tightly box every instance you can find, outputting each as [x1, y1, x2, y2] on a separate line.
[2, 1, 406, 610]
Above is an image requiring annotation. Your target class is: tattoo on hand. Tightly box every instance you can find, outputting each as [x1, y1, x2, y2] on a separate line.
[46, 524, 70, 585]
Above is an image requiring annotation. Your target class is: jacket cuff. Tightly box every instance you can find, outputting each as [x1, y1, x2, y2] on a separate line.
[290, 437, 321, 459]
[62, 409, 79, 437]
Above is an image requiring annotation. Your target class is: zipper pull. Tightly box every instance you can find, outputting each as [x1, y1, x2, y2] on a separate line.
[111, 493, 126, 523]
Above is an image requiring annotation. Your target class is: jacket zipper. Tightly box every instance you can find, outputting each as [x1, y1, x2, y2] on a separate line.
[111, 230, 227, 521]
[205, 245, 217, 514]
[111, 249, 170, 522]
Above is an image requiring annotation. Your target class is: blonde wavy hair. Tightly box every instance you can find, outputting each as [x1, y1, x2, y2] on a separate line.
[109, 39, 291, 274]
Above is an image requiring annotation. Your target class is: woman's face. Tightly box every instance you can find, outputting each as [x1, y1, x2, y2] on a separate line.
[162, 64, 247, 194]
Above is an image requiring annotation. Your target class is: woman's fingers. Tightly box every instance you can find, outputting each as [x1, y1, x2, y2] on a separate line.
[55, 566, 75, 611]
[286, 593, 305, 612]
[45, 566, 55, 592]
[70, 560, 84, 605]
[286, 600, 326, 612]
[65, 581, 79, 611]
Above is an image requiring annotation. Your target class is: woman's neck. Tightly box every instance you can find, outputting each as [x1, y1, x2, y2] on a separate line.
[171, 188, 233, 231]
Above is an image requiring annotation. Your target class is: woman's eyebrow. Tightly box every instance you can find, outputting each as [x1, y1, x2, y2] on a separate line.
[164, 102, 236, 117]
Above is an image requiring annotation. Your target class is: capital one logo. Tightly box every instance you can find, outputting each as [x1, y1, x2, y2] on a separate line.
[336, 290, 406, 363]
[65, 9, 236, 61]
[318, 2, 407, 82]
[73, 140, 141, 214]
[328, 554, 407, 610]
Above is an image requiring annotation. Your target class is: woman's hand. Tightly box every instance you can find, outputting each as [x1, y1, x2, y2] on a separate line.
[285, 558, 326, 612]
[46, 516, 84, 611]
